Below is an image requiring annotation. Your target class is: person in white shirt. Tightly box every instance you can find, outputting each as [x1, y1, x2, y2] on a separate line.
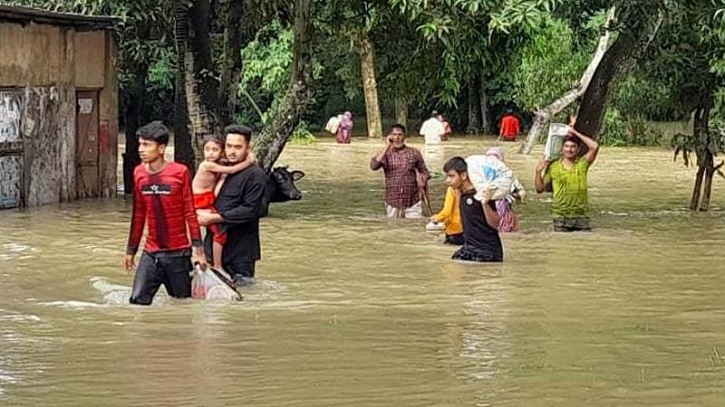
[419, 110, 445, 145]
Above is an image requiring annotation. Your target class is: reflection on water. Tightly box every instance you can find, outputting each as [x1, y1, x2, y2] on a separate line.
[1, 136, 725, 406]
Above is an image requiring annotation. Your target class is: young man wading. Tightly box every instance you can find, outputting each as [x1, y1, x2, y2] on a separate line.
[197, 125, 269, 287]
[370, 124, 430, 218]
[124, 122, 206, 305]
[534, 128, 600, 232]
[443, 157, 504, 263]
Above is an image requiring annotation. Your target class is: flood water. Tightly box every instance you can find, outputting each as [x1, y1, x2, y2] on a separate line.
[1, 136, 725, 406]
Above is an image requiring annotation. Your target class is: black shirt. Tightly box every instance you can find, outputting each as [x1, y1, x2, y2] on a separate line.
[208, 165, 269, 264]
[459, 189, 503, 261]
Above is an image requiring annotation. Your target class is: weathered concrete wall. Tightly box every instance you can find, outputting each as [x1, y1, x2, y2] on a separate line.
[0, 90, 25, 207]
[74, 30, 105, 89]
[22, 86, 76, 206]
[0, 156, 22, 207]
[0, 20, 117, 207]
[98, 31, 118, 198]
[0, 22, 69, 87]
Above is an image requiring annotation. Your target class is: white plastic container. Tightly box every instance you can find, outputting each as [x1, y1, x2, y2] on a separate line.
[425, 220, 445, 232]
[544, 123, 569, 160]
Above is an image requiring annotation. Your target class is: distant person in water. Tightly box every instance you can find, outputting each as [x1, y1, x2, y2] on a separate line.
[437, 113, 453, 141]
[336, 111, 353, 144]
[484, 147, 525, 233]
[498, 109, 520, 141]
[370, 124, 430, 218]
[419, 110, 445, 145]
[192, 135, 255, 270]
[443, 156, 503, 262]
[124, 121, 206, 305]
[534, 128, 599, 232]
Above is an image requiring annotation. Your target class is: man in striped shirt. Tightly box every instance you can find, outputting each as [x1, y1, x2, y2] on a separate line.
[370, 124, 430, 218]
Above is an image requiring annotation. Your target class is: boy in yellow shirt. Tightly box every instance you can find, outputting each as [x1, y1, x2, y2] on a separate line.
[430, 186, 464, 245]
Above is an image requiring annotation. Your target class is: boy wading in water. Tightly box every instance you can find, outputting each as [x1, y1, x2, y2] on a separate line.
[430, 186, 463, 245]
[124, 122, 206, 305]
[192, 136, 255, 270]
[534, 128, 599, 232]
[443, 157, 504, 263]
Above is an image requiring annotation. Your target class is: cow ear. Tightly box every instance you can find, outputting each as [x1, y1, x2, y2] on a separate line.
[291, 170, 305, 181]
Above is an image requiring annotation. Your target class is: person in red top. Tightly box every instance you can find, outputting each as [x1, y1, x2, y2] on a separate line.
[498, 109, 520, 141]
[123, 121, 206, 305]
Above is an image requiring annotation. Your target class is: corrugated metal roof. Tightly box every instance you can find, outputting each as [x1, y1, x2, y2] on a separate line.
[0, 4, 117, 30]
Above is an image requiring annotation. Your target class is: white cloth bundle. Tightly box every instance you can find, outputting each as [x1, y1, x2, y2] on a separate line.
[465, 154, 514, 201]
[325, 115, 342, 134]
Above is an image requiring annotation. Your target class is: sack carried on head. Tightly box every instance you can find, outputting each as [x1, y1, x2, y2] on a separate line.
[544, 123, 569, 160]
[465, 154, 514, 201]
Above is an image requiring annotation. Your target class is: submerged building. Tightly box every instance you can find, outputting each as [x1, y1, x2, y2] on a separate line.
[0, 5, 118, 209]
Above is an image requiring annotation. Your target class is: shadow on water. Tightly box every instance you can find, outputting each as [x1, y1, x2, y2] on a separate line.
[1, 137, 725, 406]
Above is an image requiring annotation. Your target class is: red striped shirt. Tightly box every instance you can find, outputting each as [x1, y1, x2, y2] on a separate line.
[126, 162, 202, 255]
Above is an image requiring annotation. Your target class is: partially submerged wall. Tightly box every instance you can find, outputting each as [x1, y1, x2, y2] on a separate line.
[23, 86, 76, 206]
[0, 21, 117, 207]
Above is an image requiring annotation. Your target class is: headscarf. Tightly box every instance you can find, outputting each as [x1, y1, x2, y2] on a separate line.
[341, 111, 353, 128]
[485, 147, 504, 162]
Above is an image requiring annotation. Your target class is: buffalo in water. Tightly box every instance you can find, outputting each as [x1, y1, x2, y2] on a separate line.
[267, 166, 305, 203]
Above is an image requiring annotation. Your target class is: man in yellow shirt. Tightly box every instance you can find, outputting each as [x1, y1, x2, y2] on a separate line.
[431, 186, 463, 245]
[534, 128, 599, 231]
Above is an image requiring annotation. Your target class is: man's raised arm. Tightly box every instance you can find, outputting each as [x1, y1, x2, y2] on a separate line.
[571, 128, 600, 164]
[370, 141, 392, 171]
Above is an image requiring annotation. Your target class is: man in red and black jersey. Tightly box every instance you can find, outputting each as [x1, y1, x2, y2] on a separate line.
[123, 121, 206, 305]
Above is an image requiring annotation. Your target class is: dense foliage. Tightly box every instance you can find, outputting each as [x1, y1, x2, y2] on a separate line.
[9, 0, 725, 146]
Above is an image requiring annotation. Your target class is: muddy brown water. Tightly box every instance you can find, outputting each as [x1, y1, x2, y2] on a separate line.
[1, 137, 724, 406]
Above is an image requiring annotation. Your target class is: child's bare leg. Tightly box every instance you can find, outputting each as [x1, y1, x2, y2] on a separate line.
[212, 241, 224, 269]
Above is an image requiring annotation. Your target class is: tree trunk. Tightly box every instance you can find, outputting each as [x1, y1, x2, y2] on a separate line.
[693, 103, 714, 211]
[174, 60, 194, 172]
[466, 76, 481, 134]
[122, 64, 148, 195]
[395, 97, 408, 130]
[358, 33, 383, 138]
[520, 6, 615, 154]
[690, 165, 705, 210]
[574, 7, 662, 140]
[480, 74, 491, 134]
[219, 0, 244, 125]
[175, 0, 221, 164]
[700, 166, 715, 211]
[254, 0, 314, 171]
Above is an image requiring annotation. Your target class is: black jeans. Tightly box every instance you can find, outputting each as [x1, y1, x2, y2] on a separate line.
[553, 218, 592, 232]
[225, 260, 256, 286]
[129, 250, 192, 305]
[452, 245, 503, 263]
[444, 233, 464, 246]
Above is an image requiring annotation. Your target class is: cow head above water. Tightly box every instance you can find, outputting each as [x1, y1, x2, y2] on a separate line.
[268, 166, 305, 203]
